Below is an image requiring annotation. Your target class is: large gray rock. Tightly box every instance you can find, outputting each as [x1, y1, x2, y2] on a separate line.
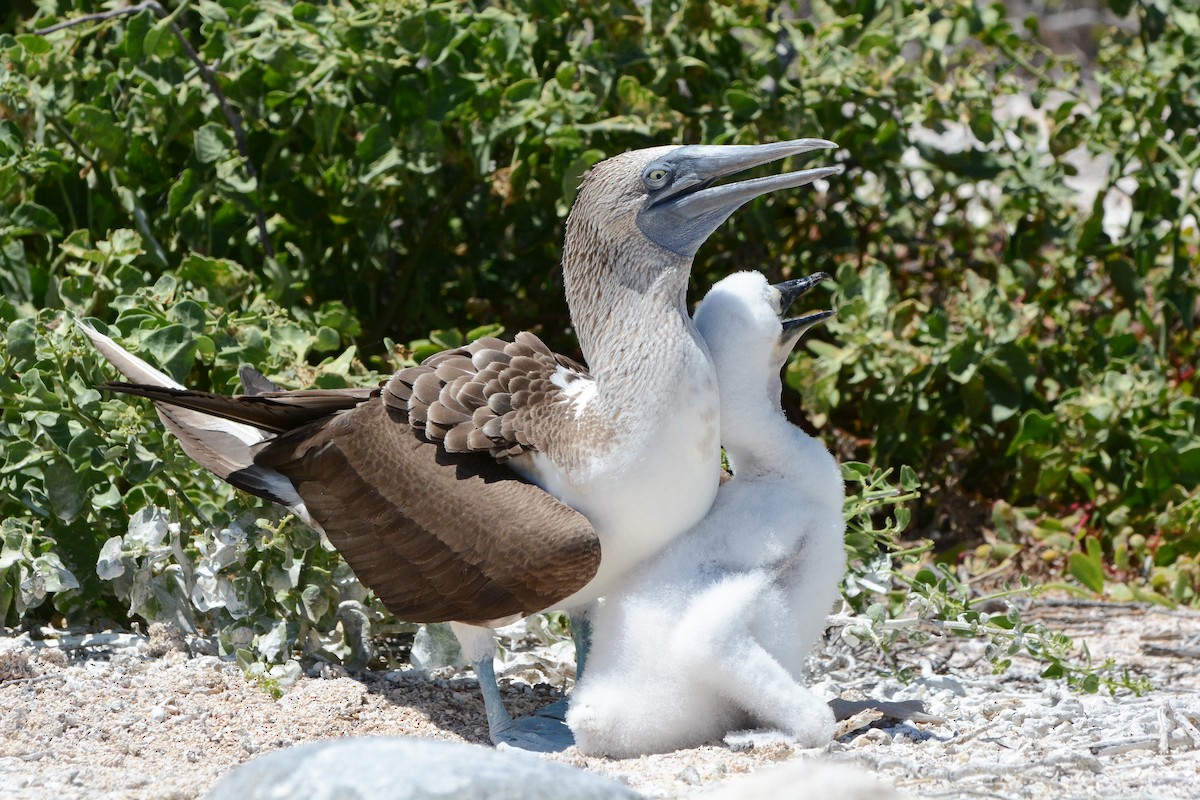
[202, 737, 640, 800]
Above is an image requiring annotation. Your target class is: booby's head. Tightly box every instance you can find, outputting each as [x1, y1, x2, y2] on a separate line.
[635, 139, 842, 258]
[568, 139, 841, 257]
[562, 140, 840, 366]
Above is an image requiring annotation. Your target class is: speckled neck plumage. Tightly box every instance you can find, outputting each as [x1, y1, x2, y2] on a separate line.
[558, 153, 713, 454]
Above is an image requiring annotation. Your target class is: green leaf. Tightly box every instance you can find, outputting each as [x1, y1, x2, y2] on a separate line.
[177, 253, 252, 301]
[1107, 257, 1141, 311]
[317, 345, 356, 378]
[313, 326, 341, 353]
[913, 567, 939, 586]
[1177, 444, 1200, 486]
[44, 460, 90, 524]
[1008, 410, 1056, 454]
[840, 461, 872, 480]
[270, 325, 316, 364]
[6, 318, 37, 364]
[195, 123, 233, 164]
[724, 88, 760, 119]
[1068, 541, 1105, 594]
[915, 143, 1005, 180]
[429, 329, 463, 350]
[292, 2, 320, 22]
[502, 78, 541, 103]
[142, 18, 175, 58]
[167, 169, 198, 217]
[66, 106, 125, 162]
[140, 324, 199, 382]
[15, 34, 51, 55]
[410, 341, 442, 363]
[562, 149, 605, 206]
[9, 203, 62, 236]
[466, 323, 504, 342]
[1040, 662, 1064, 680]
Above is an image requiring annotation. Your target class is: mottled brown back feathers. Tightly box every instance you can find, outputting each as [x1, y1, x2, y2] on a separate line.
[384, 331, 590, 463]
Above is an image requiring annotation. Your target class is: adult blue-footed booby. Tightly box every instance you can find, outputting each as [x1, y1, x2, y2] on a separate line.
[82, 140, 843, 752]
[567, 270, 847, 758]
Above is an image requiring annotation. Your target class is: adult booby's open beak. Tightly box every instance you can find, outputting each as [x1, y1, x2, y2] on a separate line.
[637, 139, 843, 257]
[773, 273, 834, 342]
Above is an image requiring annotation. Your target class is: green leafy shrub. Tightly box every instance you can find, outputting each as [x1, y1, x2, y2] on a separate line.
[1, 0, 1197, 677]
[840, 462, 1148, 693]
[785, 0, 1199, 601]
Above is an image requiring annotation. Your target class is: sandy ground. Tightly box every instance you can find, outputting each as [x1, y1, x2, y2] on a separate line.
[1, 601, 1198, 799]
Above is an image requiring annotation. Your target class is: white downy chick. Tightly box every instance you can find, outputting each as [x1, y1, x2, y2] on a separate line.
[567, 270, 846, 758]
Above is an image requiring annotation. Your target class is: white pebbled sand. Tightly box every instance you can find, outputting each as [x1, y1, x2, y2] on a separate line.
[0, 601, 1197, 799]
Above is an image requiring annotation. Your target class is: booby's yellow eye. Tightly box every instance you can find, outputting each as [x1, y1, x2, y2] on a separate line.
[645, 166, 670, 185]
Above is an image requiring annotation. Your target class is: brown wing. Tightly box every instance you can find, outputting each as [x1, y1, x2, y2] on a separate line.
[382, 332, 592, 462]
[253, 399, 600, 625]
[94, 327, 599, 624]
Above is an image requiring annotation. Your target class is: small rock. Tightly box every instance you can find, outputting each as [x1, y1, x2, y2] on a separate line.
[35, 647, 67, 667]
[849, 728, 892, 747]
[915, 674, 966, 696]
[144, 622, 189, 658]
[0, 650, 35, 681]
[676, 766, 702, 786]
[203, 737, 642, 800]
[317, 663, 348, 680]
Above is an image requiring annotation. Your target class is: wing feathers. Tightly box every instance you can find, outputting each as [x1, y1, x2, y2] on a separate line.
[255, 402, 599, 623]
[239, 366, 281, 396]
[381, 332, 594, 461]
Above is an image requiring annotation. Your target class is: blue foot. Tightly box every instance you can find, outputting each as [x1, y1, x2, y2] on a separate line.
[491, 710, 575, 753]
[473, 657, 575, 753]
[529, 698, 568, 721]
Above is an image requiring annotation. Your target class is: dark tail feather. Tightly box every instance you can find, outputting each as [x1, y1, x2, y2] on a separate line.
[78, 321, 361, 514]
[103, 382, 377, 434]
[238, 366, 281, 396]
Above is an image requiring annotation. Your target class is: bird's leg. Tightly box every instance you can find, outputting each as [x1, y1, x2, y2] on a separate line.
[573, 609, 593, 679]
[527, 607, 592, 723]
[337, 601, 374, 672]
[472, 655, 575, 752]
[472, 656, 513, 736]
[451, 621, 574, 753]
